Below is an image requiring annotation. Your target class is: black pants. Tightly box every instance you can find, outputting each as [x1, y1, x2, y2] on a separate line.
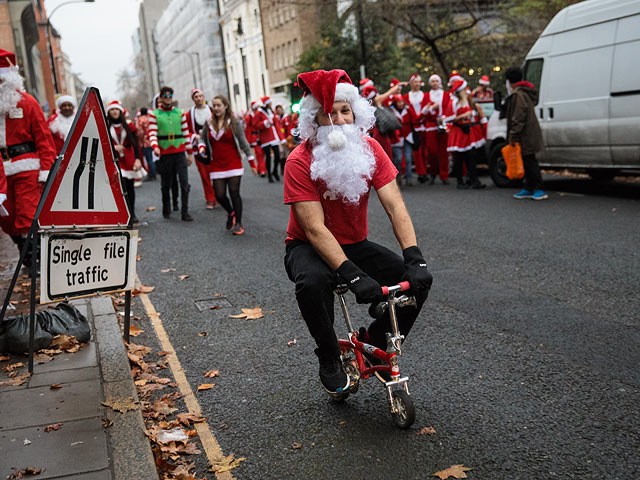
[523, 153, 543, 191]
[262, 144, 281, 179]
[120, 175, 135, 220]
[284, 239, 428, 359]
[452, 150, 479, 185]
[213, 176, 242, 224]
[156, 152, 190, 215]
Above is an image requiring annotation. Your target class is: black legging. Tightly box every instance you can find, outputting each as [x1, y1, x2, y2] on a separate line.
[213, 176, 243, 224]
[120, 175, 135, 220]
[262, 144, 281, 180]
[452, 150, 479, 185]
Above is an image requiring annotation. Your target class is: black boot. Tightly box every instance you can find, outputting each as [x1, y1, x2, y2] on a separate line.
[314, 348, 349, 394]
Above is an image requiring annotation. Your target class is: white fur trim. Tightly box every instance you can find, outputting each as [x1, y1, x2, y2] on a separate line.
[0, 114, 5, 147]
[210, 168, 244, 179]
[38, 170, 49, 183]
[55, 95, 77, 108]
[0, 193, 7, 216]
[0, 66, 18, 74]
[3, 157, 40, 176]
[447, 138, 486, 152]
[120, 168, 147, 180]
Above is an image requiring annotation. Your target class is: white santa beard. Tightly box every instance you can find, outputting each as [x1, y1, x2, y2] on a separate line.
[49, 112, 75, 139]
[429, 89, 443, 105]
[310, 124, 376, 205]
[0, 71, 24, 115]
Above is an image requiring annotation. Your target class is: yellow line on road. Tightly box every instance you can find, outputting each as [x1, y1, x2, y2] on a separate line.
[136, 276, 235, 480]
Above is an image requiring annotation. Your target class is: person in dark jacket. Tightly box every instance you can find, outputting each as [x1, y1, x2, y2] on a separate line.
[505, 67, 547, 200]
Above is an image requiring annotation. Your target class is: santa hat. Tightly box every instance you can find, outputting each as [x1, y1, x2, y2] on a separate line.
[0, 49, 18, 75]
[359, 78, 374, 91]
[55, 94, 77, 109]
[449, 79, 468, 94]
[297, 69, 353, 115]
[106, 100, 124, 113]
[191, 88, 204, 98]
[390, 94, 403, 104]
[448, 71, 464, 87]
[428, 74, 442, 86]
[361, 85, 378, 101]
[250, 101, 259, 110]
[479, 75, 490, 86]
[409, 73, 423, 84]
[389, 78, 400, 88]
[261, 96, 272, 106]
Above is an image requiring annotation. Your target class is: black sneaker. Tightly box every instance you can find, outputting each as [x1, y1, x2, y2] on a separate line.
[181, 213, 194, 221]
[314, 348, 350, 394]
[226, 211, 236, 230]
[173, 203, 179, 212]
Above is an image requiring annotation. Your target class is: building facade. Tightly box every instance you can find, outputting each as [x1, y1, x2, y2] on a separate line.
[154, 0, 228, 109]
[258, 0, 336, 105]
[218, 0, 269, 113]
[138, 0, 169, 103]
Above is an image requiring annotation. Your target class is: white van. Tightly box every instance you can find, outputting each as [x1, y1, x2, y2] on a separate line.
[486, 0, 640, 186]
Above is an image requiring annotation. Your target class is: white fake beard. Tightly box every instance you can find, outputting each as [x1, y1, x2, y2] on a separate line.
[310, 124, 376, 204]
[0, 71, 24, 115]
[49, 112, 75, 139]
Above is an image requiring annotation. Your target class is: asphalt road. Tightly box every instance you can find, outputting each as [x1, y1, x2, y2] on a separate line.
[133, 164, 640, 480]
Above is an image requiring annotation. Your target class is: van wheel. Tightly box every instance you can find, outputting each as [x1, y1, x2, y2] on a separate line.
[588, 169, 617, 182]
[488, 141, 522, 188]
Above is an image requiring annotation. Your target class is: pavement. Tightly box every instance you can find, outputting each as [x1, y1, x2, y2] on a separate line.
[0, 281, 157, 479]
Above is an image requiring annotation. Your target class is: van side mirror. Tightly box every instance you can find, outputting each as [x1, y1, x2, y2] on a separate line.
[494, 91, 503, 112]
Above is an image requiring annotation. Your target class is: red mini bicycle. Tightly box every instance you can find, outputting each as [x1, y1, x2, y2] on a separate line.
[332, 281, 417, 428]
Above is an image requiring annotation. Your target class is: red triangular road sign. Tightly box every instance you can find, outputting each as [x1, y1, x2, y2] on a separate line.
[39, 88, 130, 229]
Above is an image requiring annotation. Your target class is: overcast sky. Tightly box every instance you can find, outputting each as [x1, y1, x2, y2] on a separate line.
[44, 0, 141, 101]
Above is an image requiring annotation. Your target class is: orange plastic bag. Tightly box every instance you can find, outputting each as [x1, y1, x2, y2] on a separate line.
[501, 143, 525, 180]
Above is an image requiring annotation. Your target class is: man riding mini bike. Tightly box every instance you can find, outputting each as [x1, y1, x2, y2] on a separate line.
[283, 69, 433, 428]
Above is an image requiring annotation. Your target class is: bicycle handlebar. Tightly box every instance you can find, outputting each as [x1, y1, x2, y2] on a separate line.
[381, 281, 410, 296]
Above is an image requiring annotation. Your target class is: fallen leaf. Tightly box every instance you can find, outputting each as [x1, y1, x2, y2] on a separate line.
[209, 305, 220, 310]
[418, 426, 437, 435]
[44, 423, 63, 432]
[178, 274, 190, 280]
[137, 383, 167, 395]
[70, 441, 83, 446]
[7, 467, 44, 479]
[132, 285, 155, 296]
[3, 362, 24, 372]
[23, 439, 31, 445]
[292, 442, 302, 449]
[229, 306, 264, 320]
[102, 397, 139, 413]
[160, 268, 176, 273]
[102, 419, 113, 428]
[0, 373, 31, 387]
[209, 455, 246, 473]
[34, 354, 53, 364]
[432, 464, 472, 479]
[198, 332, 208, 337]
[177, 413, 207, 425]
[0, 355, 10, 362]
[287, 339, 297, 347]
[146, 206, 156, 212]
[213, 293, 223, 297]
[50, 335, 77, 351]
[197, 383, 215, 391]
[158, 351, 172, 356]
[128, 325, 144, 337]
[50, 384, 63, 390]
[204, 370, 219, 378]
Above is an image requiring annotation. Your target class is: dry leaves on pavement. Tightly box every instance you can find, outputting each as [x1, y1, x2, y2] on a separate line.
[132, 285, 155, 296]
[196, 384, 214, 392]
[161, 268, 176, 273]
[128, 325, 144, 337]
[178, 275, 189, 280]
[0, 373, 30, 387]
[101, 397, 140, 413]
[229, 306, 264, 320]
[292, 442, 302, 449]
[50, 384, 63, 390]
[0, 355, 11, 362]
[418, 426, 437, 435]
[287, 339, 297, 347]
[208, 455, 246, 473]
[7, 467, 44, 479]
[432, 464, 472, 479]
[176, 413, 207, 426]
[203, 370, 219, 378]
[146, 206, 156, 212]
[44, 423, 63, 432]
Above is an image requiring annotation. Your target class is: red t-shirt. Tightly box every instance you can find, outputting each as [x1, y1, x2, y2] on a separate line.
[283, 136, 398, 244]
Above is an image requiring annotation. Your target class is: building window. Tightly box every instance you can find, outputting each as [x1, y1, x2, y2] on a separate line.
[293, 38, 299, 63]
[275, 46, 280, 70]
[270, 48, 274, 70]
[291, 5, 296, 19]
[287, 40, 292, 66]
[254, 8, 259, 28]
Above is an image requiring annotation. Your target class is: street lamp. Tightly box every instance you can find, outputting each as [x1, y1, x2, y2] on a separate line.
[173, 50, 199, 88]
[173, 50, 202, 87]
[43, 0, 95, 94]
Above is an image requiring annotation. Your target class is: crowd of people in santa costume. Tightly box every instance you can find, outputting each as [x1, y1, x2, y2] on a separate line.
[356, 71, 494, 190]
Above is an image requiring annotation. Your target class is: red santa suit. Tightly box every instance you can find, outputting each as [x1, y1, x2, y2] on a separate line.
[245, 102, 266, 175]
[251, 105, 284, 147]
[109, 120, 145, 179]
[0, 52, 56, 237]
[423, 77, 452, 181]
[403, 75, 431, 177]
[47, 94, 76, 155]
[185, 97, 216, 207]
[446, 103, 486, 152]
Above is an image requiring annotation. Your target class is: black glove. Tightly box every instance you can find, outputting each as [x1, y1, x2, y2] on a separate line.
[336, 260, 382, 305]
[401, 246, 433, 293]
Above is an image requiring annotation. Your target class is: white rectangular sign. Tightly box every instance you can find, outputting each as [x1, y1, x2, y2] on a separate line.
[40, 230, 138, 303]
